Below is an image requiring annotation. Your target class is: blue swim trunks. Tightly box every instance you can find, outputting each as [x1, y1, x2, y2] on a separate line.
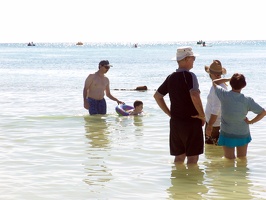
[87, 97, 107, 115]
[217, 130, 252, 148]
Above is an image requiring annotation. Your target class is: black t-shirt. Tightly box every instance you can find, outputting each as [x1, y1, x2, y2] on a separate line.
[157, 70, 199, 120]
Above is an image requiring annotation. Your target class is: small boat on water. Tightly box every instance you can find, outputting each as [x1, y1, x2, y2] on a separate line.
[76, 42, 83, 45]
[197, 40, 203, 45]
[197, 40, 210, 47]
[27, 42, 35, 46]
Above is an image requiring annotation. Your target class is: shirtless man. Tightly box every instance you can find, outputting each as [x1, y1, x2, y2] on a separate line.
[83, 60, 124, 115]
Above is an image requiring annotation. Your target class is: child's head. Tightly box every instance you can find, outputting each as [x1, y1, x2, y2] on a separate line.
[133, 100, 143, 112]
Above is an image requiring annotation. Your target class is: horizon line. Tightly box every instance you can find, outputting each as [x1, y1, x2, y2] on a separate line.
[1, 39, 266, 44]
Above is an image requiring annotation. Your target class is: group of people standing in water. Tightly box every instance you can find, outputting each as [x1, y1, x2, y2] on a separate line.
[83, 46, 266, 164]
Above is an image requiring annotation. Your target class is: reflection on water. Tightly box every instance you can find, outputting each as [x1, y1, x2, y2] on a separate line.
[82, 114, 147, 198]
[84, 115, 110, 148]
[167, 158, 253, 199]
[83, 115, 112, 187]
[204, 144, 224, 160]
[167, 164, 207, 199]
[82, 114, 260, 199]
[203, 148, 253, 199]
[133, 116, 144, 137]
[167, 145, 254, 199]
[133, 116, 143, 127]
[115, 115, 144, 137]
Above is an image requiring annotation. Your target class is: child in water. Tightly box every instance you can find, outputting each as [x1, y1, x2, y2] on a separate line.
[128, 100, 143, 115]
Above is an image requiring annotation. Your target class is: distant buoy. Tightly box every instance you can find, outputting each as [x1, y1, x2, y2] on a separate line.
[135, 86, 147, 90]
[76, 42, 83, 45]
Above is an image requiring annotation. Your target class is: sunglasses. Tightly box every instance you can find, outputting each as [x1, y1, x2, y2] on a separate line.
[103, 65, 110, 69]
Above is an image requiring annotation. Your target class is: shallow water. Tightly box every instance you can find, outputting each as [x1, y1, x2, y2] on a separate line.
[0, 41, 266, 199]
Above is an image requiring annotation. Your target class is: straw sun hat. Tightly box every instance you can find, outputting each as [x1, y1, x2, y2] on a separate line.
[205, 60, 226, 75]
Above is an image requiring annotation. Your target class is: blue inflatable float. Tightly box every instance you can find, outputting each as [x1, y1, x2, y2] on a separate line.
[115, 104, 134, 116]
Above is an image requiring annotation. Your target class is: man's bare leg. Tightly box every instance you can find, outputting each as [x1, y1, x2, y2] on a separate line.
[174, 154, 186, 163]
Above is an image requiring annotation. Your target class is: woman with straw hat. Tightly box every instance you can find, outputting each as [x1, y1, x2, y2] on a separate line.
[204, 60, 227, 145]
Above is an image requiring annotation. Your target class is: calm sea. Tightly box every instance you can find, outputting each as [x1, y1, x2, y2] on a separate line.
[1, 41, 266, 200]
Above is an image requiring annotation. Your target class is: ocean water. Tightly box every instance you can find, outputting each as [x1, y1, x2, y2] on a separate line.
[0, 41, 266, 200]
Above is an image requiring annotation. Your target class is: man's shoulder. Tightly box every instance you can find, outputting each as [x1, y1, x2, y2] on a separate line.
[85, 73, 98, 83]
[90, 73, 110, 83]
[87, 73, 95, 78]
[168, 71, 196, 82]
[176, 70, 197, 78]
[89, 72, 98, 76]
[88, 72, 107, 79]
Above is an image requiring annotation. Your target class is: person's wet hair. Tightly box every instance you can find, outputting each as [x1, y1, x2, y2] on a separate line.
[134, 100, 143, 108]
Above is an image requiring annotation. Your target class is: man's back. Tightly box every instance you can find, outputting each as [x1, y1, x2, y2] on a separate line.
[160, 71, 198, 119]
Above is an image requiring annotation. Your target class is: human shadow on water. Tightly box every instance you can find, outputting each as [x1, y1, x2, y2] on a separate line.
[167, 164, 207, 199]
[83, 115, 112, 188]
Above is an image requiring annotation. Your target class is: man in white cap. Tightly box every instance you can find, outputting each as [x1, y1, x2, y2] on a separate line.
[154, 46, 205, 164]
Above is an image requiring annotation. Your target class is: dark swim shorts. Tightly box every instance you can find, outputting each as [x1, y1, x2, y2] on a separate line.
[87, 97, 107, 115]
[169, 118, 204, 156]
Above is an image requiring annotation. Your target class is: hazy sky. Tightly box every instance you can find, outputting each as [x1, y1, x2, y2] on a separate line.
[1, 0, 266, 43]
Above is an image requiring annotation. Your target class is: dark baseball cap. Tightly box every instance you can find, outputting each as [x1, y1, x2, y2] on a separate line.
[99, 60, 113, 67]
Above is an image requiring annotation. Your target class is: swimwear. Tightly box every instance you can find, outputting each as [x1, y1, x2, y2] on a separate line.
[87, 97, 107, 115]
[218, 130, 252, 148]
[170, 118, 204, 156]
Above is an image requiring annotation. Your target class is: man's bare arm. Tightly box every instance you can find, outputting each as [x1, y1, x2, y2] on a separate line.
[83, 75, 93, 109]
[105, 81, 124, 104]
[154, 91, 171, 117]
